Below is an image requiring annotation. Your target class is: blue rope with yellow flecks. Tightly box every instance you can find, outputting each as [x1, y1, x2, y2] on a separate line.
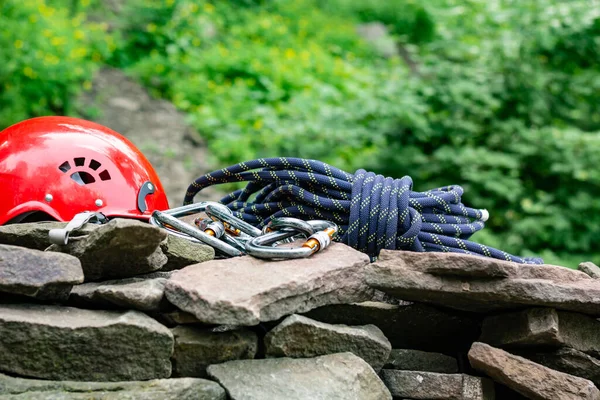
[183, 157, 543, 264]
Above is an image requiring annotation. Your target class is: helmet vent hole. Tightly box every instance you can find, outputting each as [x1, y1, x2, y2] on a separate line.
[99, 170, 111, 181]
[74, 157, 85, 167]
[89, 159, 101, 170]
[70, 171, 96, 186]
[58, 161, 71, 172]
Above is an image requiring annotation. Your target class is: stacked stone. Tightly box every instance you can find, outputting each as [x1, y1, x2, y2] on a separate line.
[1, 218, 599, 399]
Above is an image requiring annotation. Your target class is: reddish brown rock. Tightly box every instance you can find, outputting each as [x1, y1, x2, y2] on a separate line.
[376, 250, 520, 278]
[366, 250, 600, 316]
[165, 243, 372, 325]
[468, 342, 600, 400]
[513, 348, 600, 388]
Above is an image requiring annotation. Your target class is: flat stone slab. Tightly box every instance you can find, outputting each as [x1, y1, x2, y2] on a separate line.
[171, 325, 257, 378]
[580, 262, 600, 279]
[264, 314, 391, 371]
[302, 301, 481, 353]
[0, 222, 97, 250]
[0, 304, 173, 381]
[383, 349, 458, 373]
[207, 352, 392, 400]
[0, 244, 83, 301]
[379, 370, 495, 399]
[46, 219, 168, 281]
[69, 274, 171, 311]
[366, 250, 600, 316]
[160, 234, 215, 271]
[377, 249, 520, 278]
[165, 243, 372, 325]
[468, 342, 600, 400]
[0, 372, 225, 399]
[513, 347, 600, 388]
[480, 308, 600, 356]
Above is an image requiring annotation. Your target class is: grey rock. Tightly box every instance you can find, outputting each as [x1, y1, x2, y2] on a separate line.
[0, 372, 225, 400]
[356, 22, 398, 58]
[151, 310, 203, 327]
[69, 275, 170, 311]
[160, 234, 214, 271]
[468, 342, 600, 400]
[366, 250, 600, 316]
[0, 304, 173, 381]
[165, 243, 372, 325]
[171, 325, 257, 378]
[303, 301, 481, 353]
[0, 222, 98, 250]
[0, 244, 83, 301]
[513, 348, 600, 388]
[96, 279, 168, 310]
[207, 352, 392, 400]
[264, 314, 391, 371]
[480, 308, 600, 357]
[379, 370, 495, 400]
[384, 349, 458, 373]
[580, 262, 600, 279]
[47, 218, 168, 281]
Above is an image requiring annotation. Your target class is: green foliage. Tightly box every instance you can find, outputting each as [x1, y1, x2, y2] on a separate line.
[0, 0, 113, 126]
[3, 0, 599, 267]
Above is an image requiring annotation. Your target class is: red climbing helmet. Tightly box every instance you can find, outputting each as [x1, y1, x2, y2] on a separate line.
[0, 116, 170, 225]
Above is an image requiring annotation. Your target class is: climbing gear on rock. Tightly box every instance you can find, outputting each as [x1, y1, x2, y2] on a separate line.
[0, 116, 170, 226]
[183, 157, 543, 264]
[0, 114, 538, 263]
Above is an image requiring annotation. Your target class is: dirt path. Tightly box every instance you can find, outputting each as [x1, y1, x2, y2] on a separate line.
[78, 67, 224, 207]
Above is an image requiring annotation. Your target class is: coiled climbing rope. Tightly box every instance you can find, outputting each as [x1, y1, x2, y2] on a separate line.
[184, 157, 543, 264]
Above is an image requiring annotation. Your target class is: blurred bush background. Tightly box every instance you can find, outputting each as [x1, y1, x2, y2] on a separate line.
[1, 0, 599, 267]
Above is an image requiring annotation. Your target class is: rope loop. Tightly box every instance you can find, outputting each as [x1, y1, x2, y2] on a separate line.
[183, 157, 543, 264]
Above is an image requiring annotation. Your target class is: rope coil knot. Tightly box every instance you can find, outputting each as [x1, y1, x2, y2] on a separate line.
[344, 169, 489, 258]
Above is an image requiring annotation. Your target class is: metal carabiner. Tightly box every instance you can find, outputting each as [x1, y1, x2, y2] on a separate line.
[152, 210, 243, 257]
[195, 218, 250, 253]
[264, 217, 314, 237]
[149, 202, 244, 257]
[205, 204, 262, 238]
[245, 219, 338, 260]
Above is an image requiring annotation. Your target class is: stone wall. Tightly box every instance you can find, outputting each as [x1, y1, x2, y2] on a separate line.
[1, 218, 600, 399]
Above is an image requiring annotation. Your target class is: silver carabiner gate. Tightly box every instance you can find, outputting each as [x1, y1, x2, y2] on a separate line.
[149, 202, 245, 257]
[245, 218, 338, 260]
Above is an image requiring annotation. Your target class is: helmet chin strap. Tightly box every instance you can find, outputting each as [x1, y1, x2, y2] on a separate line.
[48, 211, 108, 245]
